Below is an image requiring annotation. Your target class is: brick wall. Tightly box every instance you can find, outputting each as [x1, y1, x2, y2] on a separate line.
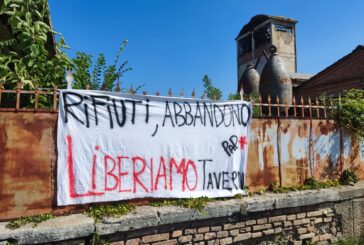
[105, 205, 340, 245]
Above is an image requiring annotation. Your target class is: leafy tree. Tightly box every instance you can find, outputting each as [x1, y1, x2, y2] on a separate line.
[0, 0, 71, 89]
[91, 53, 106, 88]
[228, 93, 240, 100]
[72, 52, 93, 89]
[71, 40, 132, 91]
[202, 75, 222, 100]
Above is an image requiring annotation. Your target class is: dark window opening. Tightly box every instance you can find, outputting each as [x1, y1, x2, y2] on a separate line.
[238, 34, 252, 57]
[254, 24, 271, 49]
[275, 24, 292, 33]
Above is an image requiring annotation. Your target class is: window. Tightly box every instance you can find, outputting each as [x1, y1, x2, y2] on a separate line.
[275, 24, 292, 33]
[238, 34, 252, 56]
[254, 24, 271, 49]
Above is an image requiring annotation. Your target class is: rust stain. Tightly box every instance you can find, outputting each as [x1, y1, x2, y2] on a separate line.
[0, 114, 362, 220]
[0, 113, 54, 220]
[318, 120, 337, 135]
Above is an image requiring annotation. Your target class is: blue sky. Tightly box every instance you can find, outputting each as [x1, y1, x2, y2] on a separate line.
[49, 0, 364, 98]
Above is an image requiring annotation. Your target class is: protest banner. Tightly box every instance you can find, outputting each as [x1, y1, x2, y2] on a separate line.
[57, 90, 251, 205]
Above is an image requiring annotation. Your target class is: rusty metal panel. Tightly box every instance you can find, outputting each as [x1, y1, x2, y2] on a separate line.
[341, 129, 364, 179]
[0, 112, 56, 220]
[311, 120, 340, 179]
[246, 118, 280, 191]
[279, 119, 310, 186]
[359, 140, 364, 179]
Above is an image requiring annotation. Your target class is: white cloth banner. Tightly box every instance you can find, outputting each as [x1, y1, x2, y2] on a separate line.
[57, 90, 252, 205]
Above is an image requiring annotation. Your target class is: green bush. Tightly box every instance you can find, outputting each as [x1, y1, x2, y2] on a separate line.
[0, 0, 71, 89]
[340, 89, 364, 139]
[339, 169, 359, 185]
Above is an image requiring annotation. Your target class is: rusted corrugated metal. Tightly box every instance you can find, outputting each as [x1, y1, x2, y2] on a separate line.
[246, 119, 280, 191]
[311, 120, 341, 179]
[341, 128, 364, 179]
[1, 112, 363, 220]
[279, 119, 310, 186]
[0, 112, 56, 220]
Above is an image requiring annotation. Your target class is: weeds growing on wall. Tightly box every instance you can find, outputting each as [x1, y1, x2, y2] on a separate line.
[5, 213, 54, 229]
[337, 235, 364, 245]
[339, 169, 359, 185]
[84, 203, 135, 223]
[149, 196, 211, 213]
[268, 177, 340, 193]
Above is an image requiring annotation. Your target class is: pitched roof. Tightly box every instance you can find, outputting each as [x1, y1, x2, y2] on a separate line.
[298, 45, 364, 89]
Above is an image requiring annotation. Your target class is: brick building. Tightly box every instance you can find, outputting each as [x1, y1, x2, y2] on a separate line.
[294, 45, 364, 97]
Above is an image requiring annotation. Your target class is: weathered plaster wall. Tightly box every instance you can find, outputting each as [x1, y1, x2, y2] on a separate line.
[0, 112, 363, 220]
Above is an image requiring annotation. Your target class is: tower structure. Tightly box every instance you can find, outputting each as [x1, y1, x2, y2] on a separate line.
[236, 15, 297, 93]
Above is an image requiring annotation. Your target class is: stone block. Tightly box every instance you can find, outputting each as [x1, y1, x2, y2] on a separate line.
[245, 220, 256, 226]
[0, 214, 95, 244]
[269, 215, 286, 223]
[216, 231, 228, 238]
[96, 206, 159, 235]
[233, 233, 251, 242]
[110, 242, 124, 245]
[299, 232, 315, 240]
[223, 222, 245, 230]
[274, 227, 282, 234]
[287, 214, 296, 220]
[219, 237, 233, 245]
[262, 229, 274, 235]
[297, 228, 307, 234]
[252, 224, 272, 231]
[293, 218, 310, 226]
[314, 218, 323, 224]
[171, 230, 182, 238]
[184, 229, 196, 235]
[307, 210, 323, 217]
[228, 229, 239, 237]
[142, 233, 169, 243]
[197, 227, 209, 234]
[126, 238, 140, 245]
[211, 226, 222, 232]
[297, 213, 306, 219]
[273, 222, 282, 227]
[207, 240, 219, 245]
[257, 218, 267, 224]
[152, 240, 177, 245]
[177, 235, 192, 243]
[193, 234, 204, 242]
[284, 221, 292, 227]
[204, 232, 217, 240]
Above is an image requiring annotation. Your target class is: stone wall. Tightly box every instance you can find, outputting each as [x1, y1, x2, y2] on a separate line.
[105, 205, 339, 245]
[2, 182, 364, 244]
